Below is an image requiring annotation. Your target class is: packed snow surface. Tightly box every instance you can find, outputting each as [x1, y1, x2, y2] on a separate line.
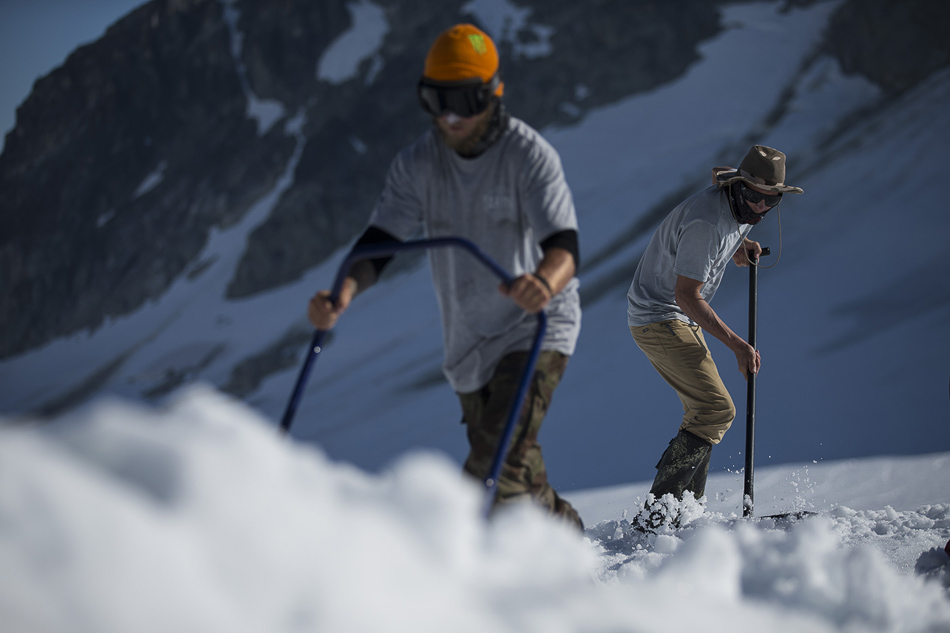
[1, 387, 948, 633]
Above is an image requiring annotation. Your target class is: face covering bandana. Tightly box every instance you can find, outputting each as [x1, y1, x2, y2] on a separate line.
[729, 182, 774, 225]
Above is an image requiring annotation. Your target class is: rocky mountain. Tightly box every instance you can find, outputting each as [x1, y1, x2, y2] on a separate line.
[0, 0, 947, 380]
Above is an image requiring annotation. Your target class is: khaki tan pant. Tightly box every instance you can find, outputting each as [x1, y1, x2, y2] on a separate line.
[630, 320, 736, 444]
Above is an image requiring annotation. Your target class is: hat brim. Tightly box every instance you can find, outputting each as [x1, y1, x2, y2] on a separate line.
[714, 169, 804, 194]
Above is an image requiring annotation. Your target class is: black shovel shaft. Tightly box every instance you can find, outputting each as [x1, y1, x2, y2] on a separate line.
[743, 246, 769, 517]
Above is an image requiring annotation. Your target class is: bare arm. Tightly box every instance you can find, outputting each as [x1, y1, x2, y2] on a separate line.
[674, 274, 760, 377]
[307, 259, 377, 330]
[499, 247, 576, 314]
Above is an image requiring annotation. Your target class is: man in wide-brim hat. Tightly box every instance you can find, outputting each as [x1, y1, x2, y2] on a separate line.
[626, 145, 803, 530]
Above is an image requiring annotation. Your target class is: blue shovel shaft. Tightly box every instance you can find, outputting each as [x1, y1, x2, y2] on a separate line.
[279, 328, 328, 433]
[279, 237, 547, 518]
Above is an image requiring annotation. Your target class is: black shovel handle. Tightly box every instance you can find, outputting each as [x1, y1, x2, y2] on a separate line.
[744, 246, 769, 517]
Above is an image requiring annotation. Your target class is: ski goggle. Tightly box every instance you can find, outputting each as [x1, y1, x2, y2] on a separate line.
[740, 182, 782, 208]
[417, 75, 500, 118]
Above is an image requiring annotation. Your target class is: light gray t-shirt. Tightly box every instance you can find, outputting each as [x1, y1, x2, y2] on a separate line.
[627, 185, 751, 327]
[368, 116, 581, 393]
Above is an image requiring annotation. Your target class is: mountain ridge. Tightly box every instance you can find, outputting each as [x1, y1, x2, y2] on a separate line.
[5, 0, 946, 362]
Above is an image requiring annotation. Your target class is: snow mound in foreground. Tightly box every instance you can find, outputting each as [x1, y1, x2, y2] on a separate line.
[0, 386, 947, 633]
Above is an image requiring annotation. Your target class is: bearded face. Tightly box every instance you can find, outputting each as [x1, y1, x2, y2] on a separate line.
[433, 100, 495, 155]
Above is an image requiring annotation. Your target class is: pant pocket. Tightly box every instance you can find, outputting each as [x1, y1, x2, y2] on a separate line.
[631, 324, 668, 360]
[687, 325, 708, 355]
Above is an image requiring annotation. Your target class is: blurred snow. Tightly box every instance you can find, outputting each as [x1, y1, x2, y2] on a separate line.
[1, 386, 947, 632]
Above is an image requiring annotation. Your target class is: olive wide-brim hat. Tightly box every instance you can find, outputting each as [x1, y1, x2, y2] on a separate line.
[712, 145, 804, 194]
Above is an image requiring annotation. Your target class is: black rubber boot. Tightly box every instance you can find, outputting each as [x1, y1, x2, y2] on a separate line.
[649, 430, 712, 500]
[689, 444, 711, 498]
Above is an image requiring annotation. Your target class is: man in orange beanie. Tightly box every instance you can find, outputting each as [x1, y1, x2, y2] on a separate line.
[308, 24, 583, 530]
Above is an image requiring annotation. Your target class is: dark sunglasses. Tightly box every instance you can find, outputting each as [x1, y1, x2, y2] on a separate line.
[740, 182, 782, 208]
[417, 75, 500, 118]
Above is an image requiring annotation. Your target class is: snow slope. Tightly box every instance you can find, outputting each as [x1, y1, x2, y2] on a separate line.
[1, 387, 948, 633]
[0, 1, 948, 496]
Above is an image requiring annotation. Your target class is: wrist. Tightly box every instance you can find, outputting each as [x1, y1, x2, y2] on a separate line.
[532, 272, 554, 297]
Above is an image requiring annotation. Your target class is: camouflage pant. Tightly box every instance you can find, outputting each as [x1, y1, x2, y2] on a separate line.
[458, 350, 583, 531]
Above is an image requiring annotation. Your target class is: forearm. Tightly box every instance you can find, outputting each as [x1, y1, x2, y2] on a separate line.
[674, 274, 759, 376]
[534, 247, 576, 296]
[499, 246, 575, 313]
[347, 225, 402, 295]
[677, 293, 747, 353]
[348, 259, 378, 296]
[308, 250, 379, 330]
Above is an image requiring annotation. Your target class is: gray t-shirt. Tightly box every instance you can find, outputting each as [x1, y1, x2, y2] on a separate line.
[368, 116, 581, 393]
[627, 186, 751, 327]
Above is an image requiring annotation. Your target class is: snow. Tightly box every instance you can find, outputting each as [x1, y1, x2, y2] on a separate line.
[317, 0, 389, 85]
[131, 160, 166, 199]
[221, 0, 286, 135]
[1, 386, 948, 632]
[463, 0, 554, 60]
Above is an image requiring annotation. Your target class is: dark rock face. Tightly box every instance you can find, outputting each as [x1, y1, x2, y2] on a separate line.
[0, 0, 295, 357]
[824, 0, 950, 95]
[0, 0, 946, 360]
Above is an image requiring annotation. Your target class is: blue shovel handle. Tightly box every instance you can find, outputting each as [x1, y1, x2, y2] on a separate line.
[279, 237, 547, 517]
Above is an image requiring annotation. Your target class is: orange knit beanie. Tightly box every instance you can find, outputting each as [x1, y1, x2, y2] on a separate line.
[423, 24, 504, 96]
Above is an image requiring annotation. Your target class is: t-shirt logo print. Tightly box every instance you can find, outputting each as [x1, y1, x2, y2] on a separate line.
[482, 194, 513, 212]
[468, 34, 488, 55]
